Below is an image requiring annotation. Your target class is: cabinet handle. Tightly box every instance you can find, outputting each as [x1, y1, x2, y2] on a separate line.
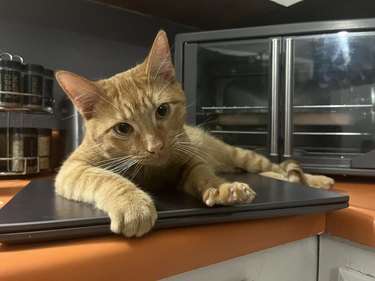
[284, 38, 294, 158]
[270, 38, 280, 158]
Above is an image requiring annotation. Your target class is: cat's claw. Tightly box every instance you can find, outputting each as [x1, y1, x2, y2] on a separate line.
[223, 182, 256, 204]
[204, 188, 219, 207]
[203, 182, 256, 206]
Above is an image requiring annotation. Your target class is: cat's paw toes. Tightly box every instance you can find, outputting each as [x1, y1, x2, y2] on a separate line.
[203, 187, 219, 207]
[307, 175, 335, 190]
[203, 182, 256, 207]
[218, 182, 256, 205]
[108, 190, 157, 237]
[315, 176, 335, 190]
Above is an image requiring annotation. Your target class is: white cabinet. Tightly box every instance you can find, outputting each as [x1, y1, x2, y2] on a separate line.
[319, 234, 375, 281]
[161, 234, 375, 281]
[338, 267, 375, 281]
[161, 237, 318, 281]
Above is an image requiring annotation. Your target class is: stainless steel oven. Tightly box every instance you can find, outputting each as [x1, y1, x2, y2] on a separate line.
[175, 19, 375, 176]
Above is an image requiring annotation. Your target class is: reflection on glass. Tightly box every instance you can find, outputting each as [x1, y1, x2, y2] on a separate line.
[293, 32, 375, 164]
[195, 40, 271, 152]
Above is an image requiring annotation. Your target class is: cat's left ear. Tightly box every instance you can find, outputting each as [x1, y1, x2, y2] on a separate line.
[55, 71, 102, 120]
[145, 30, 175, 81]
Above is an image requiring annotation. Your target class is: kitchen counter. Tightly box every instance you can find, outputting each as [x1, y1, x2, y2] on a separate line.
[327, 178, 375, 247]
[0, 177, 374, 281]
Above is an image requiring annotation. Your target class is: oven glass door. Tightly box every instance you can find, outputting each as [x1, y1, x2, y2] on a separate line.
[287, 32, 375, 173]
[187, 39, 279, 158]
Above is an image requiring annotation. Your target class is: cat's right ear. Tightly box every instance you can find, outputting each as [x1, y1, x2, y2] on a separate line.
[55, 71, 101, 120]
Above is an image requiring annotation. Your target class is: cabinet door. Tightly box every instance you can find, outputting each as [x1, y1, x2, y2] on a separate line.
[184, 39, 280, 159]
[284, 32, 375, 175]
[338, 267, 375, 281]
[319, 235, 375, 281]
[161, 237, 318, 281]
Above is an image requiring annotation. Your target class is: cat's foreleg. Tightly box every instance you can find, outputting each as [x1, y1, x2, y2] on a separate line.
[180, 160, 256, 207]
[226, 146, 334, 189]
[55, 159, 157, 237]
[225, 146, 334, 189]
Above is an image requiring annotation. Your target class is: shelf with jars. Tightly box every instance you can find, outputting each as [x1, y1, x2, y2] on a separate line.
[0, 53, 55, 176]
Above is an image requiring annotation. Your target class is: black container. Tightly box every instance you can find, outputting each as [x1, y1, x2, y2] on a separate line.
[0, 128, 9, 171]
[43, 69, 54, 108]
[23, 64, 44, 109]
[0, 60, 22, 107]
[37, 128, 51, 170]
[11, 61, 22, 93]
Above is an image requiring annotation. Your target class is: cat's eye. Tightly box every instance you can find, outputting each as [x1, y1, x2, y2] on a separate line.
[113, 123, 133, 136]
[156, 103, 170, 119]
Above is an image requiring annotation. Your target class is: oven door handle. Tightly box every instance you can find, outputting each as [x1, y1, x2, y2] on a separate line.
[283, 38, 294, 158]
[269, 38, 281, 160]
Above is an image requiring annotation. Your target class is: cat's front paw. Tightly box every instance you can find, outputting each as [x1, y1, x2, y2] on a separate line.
[107, 189, 157, 237]
[203, 182, 256, 206]
[305, 174, 335, 190]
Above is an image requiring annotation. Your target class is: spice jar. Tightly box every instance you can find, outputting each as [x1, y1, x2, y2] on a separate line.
[23, 64, 44, 109]
[0, 128, 9, 172]
[11, 128, 38, 174]
[0, 55, 22, 107]
[38, 128, 51, 170]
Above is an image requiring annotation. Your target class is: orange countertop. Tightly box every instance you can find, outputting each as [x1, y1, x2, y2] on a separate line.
[0, 177, 374, 281]
[328, 179, 375, 247]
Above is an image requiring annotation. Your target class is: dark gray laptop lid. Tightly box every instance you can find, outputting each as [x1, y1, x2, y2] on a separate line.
[0, 173, 349, 244]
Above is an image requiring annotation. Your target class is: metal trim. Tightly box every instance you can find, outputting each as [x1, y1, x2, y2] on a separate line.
[284, 38, 294, 157]
[270, 38, 280, 157]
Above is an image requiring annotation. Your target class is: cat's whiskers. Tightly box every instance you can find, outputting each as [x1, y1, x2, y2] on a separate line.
[96, 155, 135, 174]
[114, 160, 137, 175]
[178, 142, 211, 160]
[179, 139, 227, 159]
[170, 129, 217, 163]
[154, 79, 173, 99]
[184, 95, 201, 110]
[171, 120, 217, 142]
[98, 156, 133, 169]
[185, 101, 196, 110]
[187, 119, 217, 132]
[174, 146, 208, 165]
[99, 159, 129, 172]
[129, 160, 145, 181]
[170, 137, 212, 165]
[61, 112, 80, 120]
[96, 155, 132, 166]
[173, 150, 186, 162]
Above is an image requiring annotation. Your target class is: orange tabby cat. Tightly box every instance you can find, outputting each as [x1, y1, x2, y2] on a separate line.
[55, 31, 334, 237]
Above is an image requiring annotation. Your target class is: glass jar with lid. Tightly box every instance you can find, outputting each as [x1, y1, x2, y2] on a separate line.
[11, 128, 38, 174]
[0, 53, 22, 107]
[23, 64, 44, 109]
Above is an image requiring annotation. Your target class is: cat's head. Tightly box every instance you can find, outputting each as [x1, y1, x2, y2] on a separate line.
[56, 31, 186, 166]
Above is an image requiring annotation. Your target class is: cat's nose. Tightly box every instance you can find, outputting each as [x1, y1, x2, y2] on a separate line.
[147, 141, 164, 155]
